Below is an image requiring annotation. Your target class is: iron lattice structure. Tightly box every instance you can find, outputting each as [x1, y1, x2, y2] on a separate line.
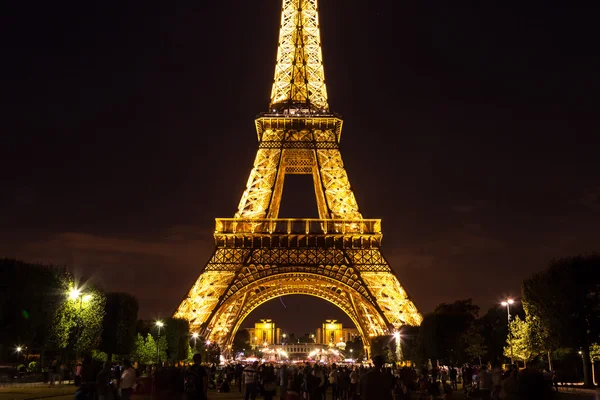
[174, 0, 422, 356]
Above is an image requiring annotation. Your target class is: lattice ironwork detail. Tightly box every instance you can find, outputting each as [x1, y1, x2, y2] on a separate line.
[250, 248, 346, 265]
[235, 148, 281, 219]
[316, 149, 362, 219]
[270, 0, 328, 111]
[360, 272, 423, 328]
[207, 274, 390, 346]
[174, 270, 235, 327]
[220, 263, 375, 307]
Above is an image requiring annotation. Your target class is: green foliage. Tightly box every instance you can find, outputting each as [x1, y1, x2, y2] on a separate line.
[50, 277, 105, 354]
[28, 361, 38, 373]
[130, 333, 165, 365]
[462, 325, 487, 364]
[522, 274, 559, 355]
[157, 334, 167, 363]
[131, 334, 150, 365]
[187, 344, 194, 363]
[164, 318, 190, 362]
[92, 349, 108, 362]
[418, 299, 480, 365]
[523, 254, 600, 351]
[0, 259, 66, 356]
[207, 342, 221, 364]
[370, 336, 394, 363]
[344, 337, 364, 361]
[523, 254, 600, 386]
[504, 316, 537, 366]
[481, 306, 519, 363]
[99, 292, 138, 358]
[590, 343, 600, 361]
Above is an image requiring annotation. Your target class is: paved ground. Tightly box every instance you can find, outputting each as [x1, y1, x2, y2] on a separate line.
[0, 384, 598, 400]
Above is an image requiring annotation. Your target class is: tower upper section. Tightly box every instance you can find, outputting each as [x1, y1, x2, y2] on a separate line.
[269, 0, 329, 113]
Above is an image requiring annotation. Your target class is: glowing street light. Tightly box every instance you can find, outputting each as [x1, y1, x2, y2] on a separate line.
[69, 288, 81, 300]
[191, 332, 199, 348]
[15, 346, 23, 362]
[501, 299, 515, 364]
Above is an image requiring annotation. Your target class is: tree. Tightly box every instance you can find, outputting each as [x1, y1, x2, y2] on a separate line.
[99, 292, 138, 362]
[156, 334, 168, 364]
[131, 333, 155, 365]
[345, 337, 365, 361]
[0, 260, 68, 362]
[462, 326, 487, 365]
[370, 336, 394, 363]
[590, 343, 600, 362]
[522, 272, 559, 370]
[523, 254, 600, 386]
[204, 342, 220, 364]
[418, 299, 480, 365]
[164, 318, 190, 362]
[481, 304, 524, 364]
[186, 344, 196, 363]
[132, 333, 166, 365]
[504, 316, 537, 367]
[49, 274, 106, 356]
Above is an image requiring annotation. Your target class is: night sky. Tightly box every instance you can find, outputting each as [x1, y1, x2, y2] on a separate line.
[2, 1, 599, 334]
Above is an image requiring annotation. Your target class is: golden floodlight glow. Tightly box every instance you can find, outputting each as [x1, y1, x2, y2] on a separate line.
[68, 288, 81, 300]
[173, 0, 422, 357]
[270, 0, 328, 111]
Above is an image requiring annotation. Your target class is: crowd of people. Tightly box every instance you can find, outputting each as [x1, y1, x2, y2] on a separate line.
[49, 354, 566, 400]
[214, 358, 561, 400]
[412, 362, 558, 399]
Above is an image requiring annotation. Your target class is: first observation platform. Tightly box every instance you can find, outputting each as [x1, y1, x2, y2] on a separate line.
[214, 218, 382, 248]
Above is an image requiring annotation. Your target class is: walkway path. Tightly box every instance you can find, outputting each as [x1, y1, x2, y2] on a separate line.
[0, 384, 597, 400]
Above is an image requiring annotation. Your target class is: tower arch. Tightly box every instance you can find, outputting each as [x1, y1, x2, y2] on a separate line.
[207, 272, 388, 352]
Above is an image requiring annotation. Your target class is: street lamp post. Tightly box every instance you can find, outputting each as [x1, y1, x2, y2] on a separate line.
[155, 321, 164, 366]
[192, 332, 199, 349]
[393, 332, 402, 364]
[350, 348, 353, 363]
[501, 299, 515, 365]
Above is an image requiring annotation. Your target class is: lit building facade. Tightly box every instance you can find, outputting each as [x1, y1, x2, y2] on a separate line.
[260, 343, 345, 364]
[246, 319, 281, 348]
[316, 320, 359, 346]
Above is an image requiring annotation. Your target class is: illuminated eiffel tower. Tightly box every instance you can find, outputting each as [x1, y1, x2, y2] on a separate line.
[174, 0, 422, 356]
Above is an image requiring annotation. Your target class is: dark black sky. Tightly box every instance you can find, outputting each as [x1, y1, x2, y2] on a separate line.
[2, 1, 599, 334]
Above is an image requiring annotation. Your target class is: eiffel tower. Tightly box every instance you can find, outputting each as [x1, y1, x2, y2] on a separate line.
[174, 0, 422, 356]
